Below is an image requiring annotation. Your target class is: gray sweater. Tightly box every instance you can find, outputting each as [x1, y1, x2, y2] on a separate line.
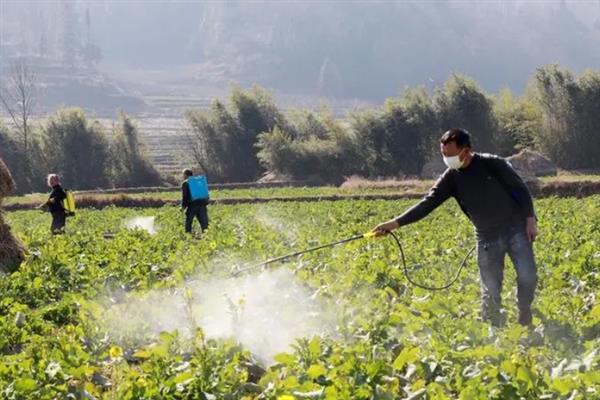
[395, 153, 535, 238]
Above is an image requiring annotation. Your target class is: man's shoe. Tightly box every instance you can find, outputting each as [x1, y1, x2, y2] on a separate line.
[518, 308, 533, 326]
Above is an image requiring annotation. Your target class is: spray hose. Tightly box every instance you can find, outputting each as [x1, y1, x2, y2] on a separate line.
[231, 230, 476, 291]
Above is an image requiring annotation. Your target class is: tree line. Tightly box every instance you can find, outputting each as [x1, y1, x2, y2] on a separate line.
[0, 110, 161, 194]
[1, 63, 599, 194]
[187, 64, 600, 182]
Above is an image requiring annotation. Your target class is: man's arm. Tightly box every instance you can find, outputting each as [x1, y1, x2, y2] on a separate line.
[373, 170, 454, 234]
[395, 170, 454, 226]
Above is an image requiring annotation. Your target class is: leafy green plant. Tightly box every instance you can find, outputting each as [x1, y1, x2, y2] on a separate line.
[1, 195, 599, 398]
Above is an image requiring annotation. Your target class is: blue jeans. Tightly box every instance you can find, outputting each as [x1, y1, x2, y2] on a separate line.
[184, 203, 209, 233]
[477, 225, 537, 325]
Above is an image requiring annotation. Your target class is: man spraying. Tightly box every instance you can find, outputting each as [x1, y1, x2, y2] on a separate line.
[373, 129, 538, 327]
[40, 174, 67, 235]
[181, 168, 209, 234]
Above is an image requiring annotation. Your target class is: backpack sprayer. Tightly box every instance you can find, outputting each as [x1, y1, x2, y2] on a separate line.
[231, 230, 476, 291]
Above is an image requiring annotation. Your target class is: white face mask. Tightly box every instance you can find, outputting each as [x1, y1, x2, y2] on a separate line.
[443, 154, 464, 170]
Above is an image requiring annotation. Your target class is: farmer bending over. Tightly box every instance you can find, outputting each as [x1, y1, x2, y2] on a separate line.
[373, 129, 538, 327]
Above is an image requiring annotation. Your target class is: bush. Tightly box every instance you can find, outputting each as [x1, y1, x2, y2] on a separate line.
[0, 122, 46, 194]
[110, 113, 162, 187]
[257, 109, 350, 182]
[493, 89, 541, 154]
[186, 86, 288, 182]
[529, 65, 600, 169]
[433, 73, 500, 153]
[350, 87, 436, 177]
[40, 108, 111, 190]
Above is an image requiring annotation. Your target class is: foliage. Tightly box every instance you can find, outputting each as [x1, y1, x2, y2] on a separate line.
[186, 86, 288, 182]
[257, 109, 351, 182]
[0, 121, 47, 193]
[109, 113, 162, 187]
[529, 65, 600, 169]
[1, 109, 164, 194]
[493, 89, 541, 153]
[350, 87, 437, 177]
[40, 108, 111, 190]
[433, 74, 500, 154]
[1, 195, 599, 398]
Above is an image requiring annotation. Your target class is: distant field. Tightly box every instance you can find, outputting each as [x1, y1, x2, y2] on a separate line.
[3, 186, 424, 208]
[97, 117, 195, 176]
[540, 173, 600, 182]
[4, 175, 600, 210]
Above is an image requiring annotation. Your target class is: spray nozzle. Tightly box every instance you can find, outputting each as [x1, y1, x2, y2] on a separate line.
[362, 231, 377, 239]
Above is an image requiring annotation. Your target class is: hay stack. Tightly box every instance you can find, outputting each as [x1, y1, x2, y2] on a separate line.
[507, 149, 557, 178]
[0, 157, 16, 199]
[0, 157, 26, 273]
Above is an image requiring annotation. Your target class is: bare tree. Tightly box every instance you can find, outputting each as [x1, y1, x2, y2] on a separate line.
[0, 59, 39, 185]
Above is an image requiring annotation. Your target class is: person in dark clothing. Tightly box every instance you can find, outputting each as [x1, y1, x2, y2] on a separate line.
[40, 174, 67, 234]
[181, 169, 209, 234]
[373, 129, 538, 327]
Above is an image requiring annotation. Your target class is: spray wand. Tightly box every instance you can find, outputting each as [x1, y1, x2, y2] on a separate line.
[231, 232, 377, 276]
[231, 231, 475, 291]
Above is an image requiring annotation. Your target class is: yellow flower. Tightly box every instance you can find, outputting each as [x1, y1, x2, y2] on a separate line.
[109, 346, 123, 359]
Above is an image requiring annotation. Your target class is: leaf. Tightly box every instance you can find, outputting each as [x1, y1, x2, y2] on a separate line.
[392, 347, 419, 371]
[307, 364, 327, 379]
[15, 378, 37, 392]
[308, 337, 321, 357]
[132, 349, 151, 360]
[405, 388, 426, 400]
[174, 371, 194, 384]
[274, 352, 296, 366]
[516, 366, 535, 389]
[292, 388, 325, 399]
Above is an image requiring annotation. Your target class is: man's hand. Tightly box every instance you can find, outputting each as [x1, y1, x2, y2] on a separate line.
[371, 219, 400, 237]
[526, 216, 537, 242]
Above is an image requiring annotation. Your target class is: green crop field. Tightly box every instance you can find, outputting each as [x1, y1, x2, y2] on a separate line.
[1, 196, 599, 399]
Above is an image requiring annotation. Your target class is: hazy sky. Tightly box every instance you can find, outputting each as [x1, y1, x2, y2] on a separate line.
[2, 0, 600, 99]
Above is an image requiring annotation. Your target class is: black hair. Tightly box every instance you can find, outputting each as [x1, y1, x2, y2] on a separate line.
[440, 129, 471, 148]
[183, 168, 193, 177]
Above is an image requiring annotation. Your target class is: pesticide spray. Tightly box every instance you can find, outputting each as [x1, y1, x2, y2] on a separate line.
[123, 216, 157, 235]
[99, 230, 474, 363]
[100, 268, 337, 364]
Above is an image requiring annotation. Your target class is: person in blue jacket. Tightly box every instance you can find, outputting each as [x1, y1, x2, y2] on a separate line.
[181, 168, 209, 234]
